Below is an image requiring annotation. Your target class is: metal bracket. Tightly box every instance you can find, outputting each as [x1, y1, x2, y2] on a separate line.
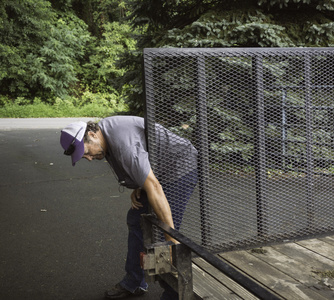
[141, 214, 195, 299]
[140, 241, 173, 276]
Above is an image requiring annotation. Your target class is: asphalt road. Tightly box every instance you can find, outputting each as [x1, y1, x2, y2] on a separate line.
[0, 119, 163, 300]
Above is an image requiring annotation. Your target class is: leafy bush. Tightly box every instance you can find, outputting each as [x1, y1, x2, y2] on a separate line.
[26, 14, 91, 99]
[0, 1, 91, 99]
[83, 21, 137, 93]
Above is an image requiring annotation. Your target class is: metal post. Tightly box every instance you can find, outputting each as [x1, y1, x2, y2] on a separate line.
[195, 55, 211, 247]
[174, 243, 194, 300]
[143, 50, 157, 170]
[304, 54, 314, 229]
[141, 212, 154, 246]
[252, 55, 267, 237]
[281, 88, 287, 169]
[329, 106, 334, 169]
[159, 244, 194, 300]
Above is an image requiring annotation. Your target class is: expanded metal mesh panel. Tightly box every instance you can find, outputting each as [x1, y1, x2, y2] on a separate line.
[143, 48, 334, 252]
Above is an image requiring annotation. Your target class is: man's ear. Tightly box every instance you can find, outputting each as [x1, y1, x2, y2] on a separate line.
[87, 131, 98, 139]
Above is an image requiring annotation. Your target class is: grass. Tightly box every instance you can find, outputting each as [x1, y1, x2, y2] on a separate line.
[0, 94, 129, 118]
[250, 248, 268, 254]
[312, 270, 334, 279]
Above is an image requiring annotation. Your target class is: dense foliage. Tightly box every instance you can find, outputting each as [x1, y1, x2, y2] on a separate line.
[0, 0, 135, 115]
[125, 0, 334, 169]
[125, 0, 334, 113]
[1, 0, 334, 117]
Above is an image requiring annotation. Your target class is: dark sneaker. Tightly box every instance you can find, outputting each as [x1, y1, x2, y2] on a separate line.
[105, 283, 147, 299]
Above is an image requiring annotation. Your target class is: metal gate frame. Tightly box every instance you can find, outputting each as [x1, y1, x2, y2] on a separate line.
[143, 47, 334, 252]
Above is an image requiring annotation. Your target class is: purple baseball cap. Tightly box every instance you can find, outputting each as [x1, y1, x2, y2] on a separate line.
[60, 121, 87, 166]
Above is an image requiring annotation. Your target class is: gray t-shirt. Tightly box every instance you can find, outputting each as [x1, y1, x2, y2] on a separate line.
[99, 116, 197, 189]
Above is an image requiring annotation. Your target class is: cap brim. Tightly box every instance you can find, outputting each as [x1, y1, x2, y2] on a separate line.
[71, 139, 85, 166]
[60, 131, 85, 166]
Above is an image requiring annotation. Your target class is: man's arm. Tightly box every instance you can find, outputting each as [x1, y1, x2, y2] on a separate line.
[141, 168, 178, 244]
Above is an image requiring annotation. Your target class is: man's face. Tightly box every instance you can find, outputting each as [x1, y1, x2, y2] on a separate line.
[82, 133, 105, 161]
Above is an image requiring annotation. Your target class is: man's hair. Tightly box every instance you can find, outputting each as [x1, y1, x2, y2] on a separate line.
[84, 121, 100, 142]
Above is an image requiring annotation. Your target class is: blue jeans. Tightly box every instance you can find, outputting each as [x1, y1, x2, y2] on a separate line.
[120, 170, 198, 299]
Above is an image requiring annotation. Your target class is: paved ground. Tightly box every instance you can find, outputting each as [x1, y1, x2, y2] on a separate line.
[0, 118, 163, 300]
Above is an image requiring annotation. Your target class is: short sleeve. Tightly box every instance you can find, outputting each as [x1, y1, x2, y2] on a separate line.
[126, 146, 151, 188]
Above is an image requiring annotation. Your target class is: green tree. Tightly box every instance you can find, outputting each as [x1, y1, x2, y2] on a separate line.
[26, 14, 91, 99]
[0, 0, 54, 97]
[123, 0, 334, 114]
[82, 20, 137, 93]
[0, 0, 90, 100]
[71, 0, 128, 37]
[124, 0, 334, 167]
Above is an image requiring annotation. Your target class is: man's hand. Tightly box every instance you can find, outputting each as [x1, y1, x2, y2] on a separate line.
[131, 188, 144, 209]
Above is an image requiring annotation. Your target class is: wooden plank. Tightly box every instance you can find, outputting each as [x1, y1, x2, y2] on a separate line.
[319, 235, 334, 247]
[248, 245, 334, 299]
[192, 257, 259, 300]
[273, 242, 334, 271]
[220, 250, 328, 300]
[297, 238, 334, 261]
[192, 263, 242, 299]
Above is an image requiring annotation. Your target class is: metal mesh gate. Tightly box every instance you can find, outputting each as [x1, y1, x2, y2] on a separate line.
[143, 48, 334, 252]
